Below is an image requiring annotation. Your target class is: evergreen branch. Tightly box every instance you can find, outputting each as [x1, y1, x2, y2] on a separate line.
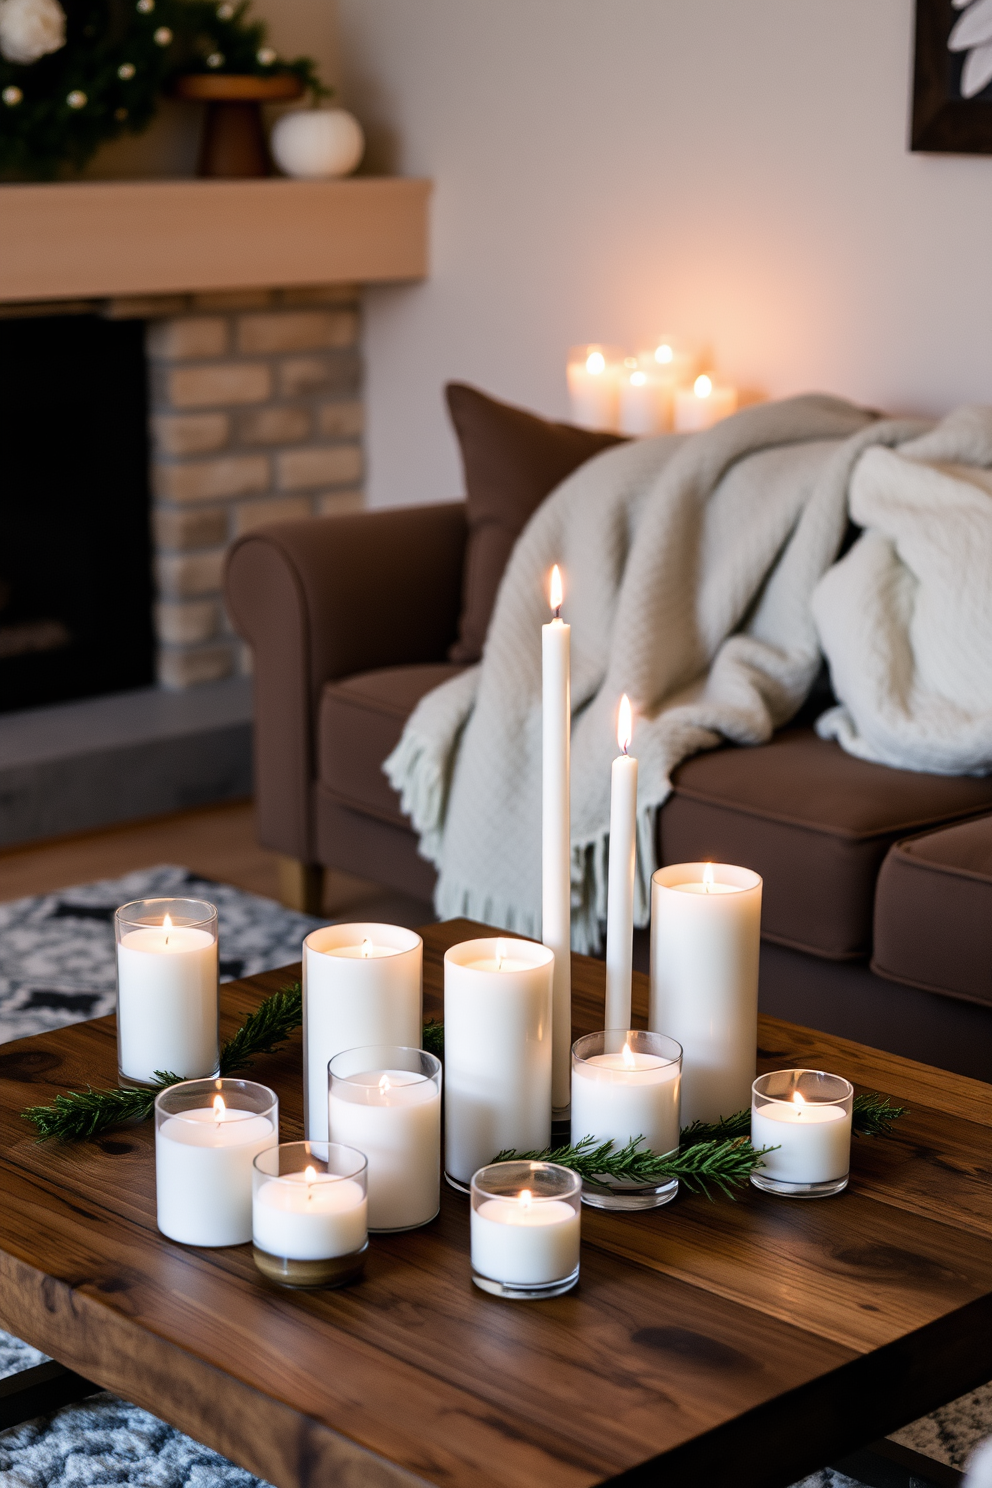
[422, 1018, 444, 1061]
[851, 1091, 907, 1136]
[493, 1133, 774, 1201]
[220, 984, 302, 1075]
[679, 1111, 752, 1145]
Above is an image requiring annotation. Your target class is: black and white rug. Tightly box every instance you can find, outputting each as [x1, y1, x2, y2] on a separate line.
[0, 867, 988, 1487]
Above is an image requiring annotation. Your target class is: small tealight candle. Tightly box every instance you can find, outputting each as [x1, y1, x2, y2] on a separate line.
[328, 1045, 442, 1231]
[444, 938, 553, 1191]
[673, 373, 738, 433]
[750, 1070, 854, 1198]
[303, 923, 422, 1143]
[570, 1030, 682, 1210]
[470, 1161, 581, 1300]
[155, 1078, 278, 1247]
[253, 1141, 368, 1288]
[566, 344, 623, 431]
[116, 898, 219, 1088]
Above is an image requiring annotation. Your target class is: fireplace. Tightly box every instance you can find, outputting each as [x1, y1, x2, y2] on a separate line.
[0, 314, 155, 714]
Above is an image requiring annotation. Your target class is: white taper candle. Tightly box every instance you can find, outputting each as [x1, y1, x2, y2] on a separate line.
[542, 563, 572, 1114]
[604, 694, 637, 1031]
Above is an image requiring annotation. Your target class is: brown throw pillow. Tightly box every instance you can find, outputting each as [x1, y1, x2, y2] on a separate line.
[446, 382, 627, 663]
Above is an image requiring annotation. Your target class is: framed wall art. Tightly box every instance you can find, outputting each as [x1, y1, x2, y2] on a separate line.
[912, 0, 992, 152]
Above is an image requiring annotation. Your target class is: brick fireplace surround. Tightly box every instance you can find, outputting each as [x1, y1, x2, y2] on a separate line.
[142, 284, 363, 688]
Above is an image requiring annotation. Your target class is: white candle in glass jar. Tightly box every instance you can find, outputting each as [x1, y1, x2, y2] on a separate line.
[604, 695, 637, 1031]
[543, 564, 572, 1114]
[156, 1100, 277, 1247]
[471, 1192, 580, 1286]
[117, 920, 218, 1085]
[674, 375, 737, 433]
[751, 1095, 852, 1184]
[571, 1044, 680, 1156]
[303, 924, 422, 1142]
[328, 1069, 440, 1230]
[253, 1169, 367, 1260]
[444, 938, 553, 1187]
[650, 862, 762, 1126]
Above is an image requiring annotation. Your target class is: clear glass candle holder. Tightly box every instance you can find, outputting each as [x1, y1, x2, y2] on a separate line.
[116, 897, 219, 1089]
[570, 1030, 682, 1211]
[470, 1160, 581, 1300]
[154, 1077, 278, 1247]
[252, 1141, 368, 1289]
[328, 1045, 441, 1233]
[750, 1069, 854, 1198]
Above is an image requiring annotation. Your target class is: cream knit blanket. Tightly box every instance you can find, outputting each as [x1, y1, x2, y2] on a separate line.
[385, 396, 992, 949]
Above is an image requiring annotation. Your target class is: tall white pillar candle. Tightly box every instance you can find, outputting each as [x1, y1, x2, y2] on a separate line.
[604, 695, 637, 1031]
[444, 937, 553, 1188]
[155, 1078, 278, 1247]
[543, 564, 572, 1115]
[566, 344, 622, 431]
[328, 1046, 441, 1231]
[303, 923, 422, 1142]
[674, 375, 738, 433]
[116, 898, 219, 1087]
[650, 862, 762, 1126]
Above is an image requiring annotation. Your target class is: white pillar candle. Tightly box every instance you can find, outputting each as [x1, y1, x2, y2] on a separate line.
[543, 564, 572, 1114]
[674, 374, 738, 433]
[751, 1098, 851, 1185]
[471, 1193, 580, 1286]
[328, 1052, 441, 1231]
[155, 1090, 277, 1247]
[303, 923, 422, 1142]
[443, 937, 553, 1188]
[566, 344, 621, 431]
[116, 905, 218, 1086]
[570, 1041, 680, 1157]
[650, 862, 762, 1126]
[604, 694, 637, 1031]
[618, 364, 665, 436]
[253, 1170, 368, 1260]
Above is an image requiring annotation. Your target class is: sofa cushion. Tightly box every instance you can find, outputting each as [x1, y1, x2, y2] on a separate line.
[445, 382, 626, 664]
[873, 815, 992, 1007]
[659, 728, 992, 960]
[319, 663, 466, 827]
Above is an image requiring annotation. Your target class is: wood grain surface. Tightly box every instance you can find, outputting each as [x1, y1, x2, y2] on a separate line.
[0, 918, 989, 1488]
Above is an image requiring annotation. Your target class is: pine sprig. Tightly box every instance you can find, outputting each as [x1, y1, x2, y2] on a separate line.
[493, 1133, 775, 1201]
[23, 982, 304, 1142]
[678, 1091, 905, 1144]
[422, 1018, 443, 1061]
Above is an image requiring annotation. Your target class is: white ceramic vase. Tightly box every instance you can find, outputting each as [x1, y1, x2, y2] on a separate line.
[270, 108, 365, 179]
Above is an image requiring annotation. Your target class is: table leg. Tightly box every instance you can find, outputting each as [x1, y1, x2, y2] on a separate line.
[831, 1437, 964, 1487]
[0, 1361, 101, 1430]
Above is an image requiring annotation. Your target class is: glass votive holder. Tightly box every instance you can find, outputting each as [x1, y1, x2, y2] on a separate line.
[470, 1161, 581, 1300]
[116, 897, 219, 1089]
[570, 1030, 682, 1210]
[750, 1070, 854, 1198]
[252, 1141, 368, 1289]
[328, 1045, 441, 1232]
[155, 1078, 278, 1247]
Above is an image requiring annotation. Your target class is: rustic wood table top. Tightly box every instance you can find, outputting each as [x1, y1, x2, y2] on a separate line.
[0, 918, 990, 1488]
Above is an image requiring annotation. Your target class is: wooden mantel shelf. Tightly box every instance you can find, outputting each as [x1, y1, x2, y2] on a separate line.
[0, 176, 430, 303]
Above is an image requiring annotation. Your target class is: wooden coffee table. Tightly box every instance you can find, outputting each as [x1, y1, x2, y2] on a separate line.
[0, 918, 989, 1488]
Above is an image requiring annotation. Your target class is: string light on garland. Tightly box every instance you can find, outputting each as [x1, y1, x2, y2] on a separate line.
[3, 84, 22, 103]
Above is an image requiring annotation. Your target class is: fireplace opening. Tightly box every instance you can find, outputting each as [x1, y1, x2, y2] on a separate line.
[0, 313, 154, 715]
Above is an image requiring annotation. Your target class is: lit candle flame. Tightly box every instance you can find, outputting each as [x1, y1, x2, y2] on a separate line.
[496, 938, 508, 971]
[304, 1163, 317, 1199]
[163, 912, 172, 946]
[694, 374, 713, 399]
[655, 342, 674, 365]
[212, 1093, 225, 1123]
[361, 937, 372, 959]
[518, 1188, 533, 1211]
[585, 350, 605, 376]
[622, 1041, 636, 1070]
[703, 863, 714, 893]
[617, 693, 632, 754]
[379, 1073, 392, 1094]
[549, 564, 563, 617]
[793, 1092, 805, 1116]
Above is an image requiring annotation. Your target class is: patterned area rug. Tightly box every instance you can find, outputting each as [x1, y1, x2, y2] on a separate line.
[0, 867, 988, 1487]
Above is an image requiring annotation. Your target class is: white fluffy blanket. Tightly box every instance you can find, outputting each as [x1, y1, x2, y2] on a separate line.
[385, 397, 992, 949]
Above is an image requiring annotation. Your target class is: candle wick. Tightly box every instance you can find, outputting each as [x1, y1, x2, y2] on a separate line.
[553, 604, 561, 621]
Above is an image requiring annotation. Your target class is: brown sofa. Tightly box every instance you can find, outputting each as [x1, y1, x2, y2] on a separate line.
[226, 389, 992, 1083]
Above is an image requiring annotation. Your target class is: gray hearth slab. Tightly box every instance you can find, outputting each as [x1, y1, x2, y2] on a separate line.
[0, 678, 253, 846]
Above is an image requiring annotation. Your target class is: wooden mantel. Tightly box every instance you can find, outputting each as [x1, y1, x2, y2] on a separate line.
[0, 176, 430, 302]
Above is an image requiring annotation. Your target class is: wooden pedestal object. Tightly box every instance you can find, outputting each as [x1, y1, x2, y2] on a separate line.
[173, 73, 305, 178]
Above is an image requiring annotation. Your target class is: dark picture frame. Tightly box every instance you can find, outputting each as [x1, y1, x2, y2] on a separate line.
[912, 0, 992, 152]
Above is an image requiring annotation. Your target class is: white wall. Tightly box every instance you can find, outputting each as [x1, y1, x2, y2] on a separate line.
[336, 0, 992, 508]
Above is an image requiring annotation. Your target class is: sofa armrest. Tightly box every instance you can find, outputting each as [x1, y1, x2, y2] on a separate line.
[225, 502, 468, 861]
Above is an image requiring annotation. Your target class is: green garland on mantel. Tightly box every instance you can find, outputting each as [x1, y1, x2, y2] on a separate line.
[22, 993, 907, 1180]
